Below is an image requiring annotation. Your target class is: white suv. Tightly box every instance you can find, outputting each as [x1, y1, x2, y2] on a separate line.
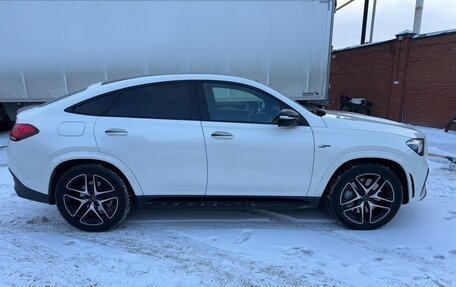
[7, 74, 428, 231]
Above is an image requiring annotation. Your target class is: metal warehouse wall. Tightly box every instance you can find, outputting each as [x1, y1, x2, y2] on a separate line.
[0, 0, 334, 102]
[328, 31, 456, 129]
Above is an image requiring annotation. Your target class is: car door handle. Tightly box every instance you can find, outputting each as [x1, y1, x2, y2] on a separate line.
[211, 131, 233, 140]
[105, 128, 128, 136]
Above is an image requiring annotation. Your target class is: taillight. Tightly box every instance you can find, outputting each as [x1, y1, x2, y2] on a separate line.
[9, 124, 39, 141]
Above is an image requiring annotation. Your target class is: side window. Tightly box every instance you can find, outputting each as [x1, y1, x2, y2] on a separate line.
[69, 93, 115, 116]
[106, 82, 195, 120]
[202, 83, 282, 124]
[106, 89, 135, 117]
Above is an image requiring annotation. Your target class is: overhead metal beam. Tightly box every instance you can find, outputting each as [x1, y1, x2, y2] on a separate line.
[413, 0, 424, 34]
[369, 0, 377, 43]
[336, 0, 356, 11]
[361, 0, 370, 44]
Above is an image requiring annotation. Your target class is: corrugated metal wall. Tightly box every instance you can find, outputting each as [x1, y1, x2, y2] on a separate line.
[0, 0, 333, 102]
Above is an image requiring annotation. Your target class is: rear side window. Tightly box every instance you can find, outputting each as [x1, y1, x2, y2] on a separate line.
[69, 94, 115, 116]
[106, 89, 135, 116]
[106, 82, 195, 120]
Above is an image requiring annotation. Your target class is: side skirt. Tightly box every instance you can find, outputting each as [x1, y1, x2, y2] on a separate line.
[135, 195, 321, 209]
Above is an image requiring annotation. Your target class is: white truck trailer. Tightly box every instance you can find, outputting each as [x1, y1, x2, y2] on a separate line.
[0, 0, 334, 124]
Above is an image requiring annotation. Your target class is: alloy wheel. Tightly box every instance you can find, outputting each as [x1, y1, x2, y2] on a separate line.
[63, 174, 119, 226]
[339, 173, 395, 225]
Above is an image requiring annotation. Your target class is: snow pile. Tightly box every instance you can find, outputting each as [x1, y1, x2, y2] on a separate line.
[0, 127, 455, 286]
[412, 125, 456, 158]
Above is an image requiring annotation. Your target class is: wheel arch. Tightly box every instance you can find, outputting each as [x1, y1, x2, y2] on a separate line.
[319, 157, 410, 205]
[48, 156, 142, 204]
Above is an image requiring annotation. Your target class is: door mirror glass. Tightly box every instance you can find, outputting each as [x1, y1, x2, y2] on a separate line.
[276, 109, 300, 127]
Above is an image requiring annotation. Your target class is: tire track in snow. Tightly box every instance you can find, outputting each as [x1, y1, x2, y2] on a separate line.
[67, 227, 347, 287]
[251, 209, 441, 266]
[249, 209, 454, 287]
[0, 231, 93, 287]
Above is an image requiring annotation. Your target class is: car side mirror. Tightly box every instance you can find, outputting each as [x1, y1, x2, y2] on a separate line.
[276, 109, 300, 127]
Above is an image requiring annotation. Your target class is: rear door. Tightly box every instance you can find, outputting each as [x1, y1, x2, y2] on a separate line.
[198, 81, 314, 197]
[94, 81, 207, 195]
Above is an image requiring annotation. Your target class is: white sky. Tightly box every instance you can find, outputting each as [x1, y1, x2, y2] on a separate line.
[333, 0, 456, 48]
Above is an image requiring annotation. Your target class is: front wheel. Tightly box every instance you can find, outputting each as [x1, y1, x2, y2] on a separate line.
[55, 164, 131, 232]
[327, 164, 403, 230]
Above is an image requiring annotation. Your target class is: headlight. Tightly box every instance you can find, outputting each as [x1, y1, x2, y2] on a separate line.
[407, 138, 425, 156]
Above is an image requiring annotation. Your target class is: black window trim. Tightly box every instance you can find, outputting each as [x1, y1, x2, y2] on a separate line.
[66, 80, 200, 121]
[195, 80, 309, 126]
[64, 91, 119, 116]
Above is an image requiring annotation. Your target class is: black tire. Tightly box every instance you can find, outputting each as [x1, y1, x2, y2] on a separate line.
[0, 103, 13, 131]
[326, 164, 403, 230]
[55, 164, 131, 232]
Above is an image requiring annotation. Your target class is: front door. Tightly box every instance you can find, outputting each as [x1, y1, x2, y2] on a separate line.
[198, 81, 314, 197]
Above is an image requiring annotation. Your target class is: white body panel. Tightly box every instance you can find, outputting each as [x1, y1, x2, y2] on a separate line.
[7, 111, 100, 194]
[201, 122, 314, 196]
[93, 118, 207, 196]
[308, 127, 427, 203]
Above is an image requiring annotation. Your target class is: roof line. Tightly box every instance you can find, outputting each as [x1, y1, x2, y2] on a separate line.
[334, 29, 456, 52]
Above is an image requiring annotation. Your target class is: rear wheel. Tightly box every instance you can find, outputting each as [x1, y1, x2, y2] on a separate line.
[55, 164, 131, 232]
[327, 164, 403, 230]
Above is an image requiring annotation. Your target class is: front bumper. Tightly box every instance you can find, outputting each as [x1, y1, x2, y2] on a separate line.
[403, 146, 429, 204]
[418, 168, 429, 201]
[420, 186, 427, 200]
[10, 169, 51, 204]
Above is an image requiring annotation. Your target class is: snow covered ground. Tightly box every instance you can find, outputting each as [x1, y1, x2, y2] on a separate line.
[0, 126, 455, 287]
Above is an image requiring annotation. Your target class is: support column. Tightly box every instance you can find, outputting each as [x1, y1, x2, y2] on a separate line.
[388, 30, 415, 122]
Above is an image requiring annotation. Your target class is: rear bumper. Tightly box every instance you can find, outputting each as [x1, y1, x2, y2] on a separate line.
[10, 169, 51, 204]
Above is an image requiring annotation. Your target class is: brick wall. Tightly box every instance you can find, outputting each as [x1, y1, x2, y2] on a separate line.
[328, 31, 456, 129]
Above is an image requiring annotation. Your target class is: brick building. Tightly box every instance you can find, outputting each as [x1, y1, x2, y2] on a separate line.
[328, 30, 456, 129]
